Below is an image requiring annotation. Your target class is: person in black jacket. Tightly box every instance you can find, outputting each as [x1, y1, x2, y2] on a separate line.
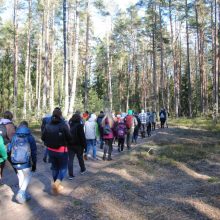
[68, 113, 86, 179]
[41, 108, 72, 195]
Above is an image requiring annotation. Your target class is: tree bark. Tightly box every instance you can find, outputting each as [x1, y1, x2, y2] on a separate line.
[84, 0, 90, 112]
[185, 0, 192, 117]
[13, 0, 18, 118]
[69, 0, 80, 114]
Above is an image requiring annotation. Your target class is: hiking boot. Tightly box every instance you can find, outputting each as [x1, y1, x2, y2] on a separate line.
[16, 190, 26, 204]
[102, 155, 106, 161]
[52, 180, 63, 195]
[83, 155, 88, 160]
[118, 147, 120, 152]
[107, 157, 112, 161]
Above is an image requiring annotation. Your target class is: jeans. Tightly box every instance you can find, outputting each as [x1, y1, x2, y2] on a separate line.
[43, 148, 49, 159]
[48, 150, 68, 182]
[99, 137, 104, 149]
[68, 149, 85, 176]
[17, 168, 32, 192]
[103, 139, 113, 159]
[86, 139, 97, 158]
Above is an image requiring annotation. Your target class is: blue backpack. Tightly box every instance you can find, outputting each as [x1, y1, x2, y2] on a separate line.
[11, 135, 31, 164]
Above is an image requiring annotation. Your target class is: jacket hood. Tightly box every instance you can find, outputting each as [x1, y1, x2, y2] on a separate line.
[88, 114, 97, 122]
[16, 126, 31, 135]
[0, 118, 12, 124]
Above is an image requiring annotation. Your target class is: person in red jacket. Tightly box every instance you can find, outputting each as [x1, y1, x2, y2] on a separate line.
[101, 112, 115, 161]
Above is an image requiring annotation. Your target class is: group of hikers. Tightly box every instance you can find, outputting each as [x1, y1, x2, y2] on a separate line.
[0, 107, 168, 204]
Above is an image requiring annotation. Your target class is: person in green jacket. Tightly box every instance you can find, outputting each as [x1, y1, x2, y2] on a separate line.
[0, 135, 7, 184]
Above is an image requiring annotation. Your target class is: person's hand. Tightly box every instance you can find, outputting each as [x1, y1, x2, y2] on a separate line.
[31, 163, 36, 172]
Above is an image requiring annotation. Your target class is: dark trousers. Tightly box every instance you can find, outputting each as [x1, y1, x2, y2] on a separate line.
[147, 123, 151, 136]
[152, 122, 156, 131]
[0, 161, 5, 179]
[126, 129, 133, 148]
[160, 119, 165, 128]
[103, 139, 113, 159]
[118, 138, 125, 151]
[48, 150, 68, 182]
[68, 149, 85, 176]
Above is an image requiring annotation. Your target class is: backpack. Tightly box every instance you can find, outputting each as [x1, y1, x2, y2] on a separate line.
[103, 124, 111, 135]
[11, 135, 31, 164]
[160, 112, 165, 119]
[117, 125, 125, 138]
[0, 124, 7, 144]
[125, 115, 133, 129]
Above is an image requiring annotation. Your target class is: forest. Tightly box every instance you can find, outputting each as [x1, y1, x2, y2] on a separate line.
[0, 0, 219, 120]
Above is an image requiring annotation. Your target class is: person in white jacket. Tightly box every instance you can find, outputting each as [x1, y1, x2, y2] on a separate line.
[84, 114, 98, 160]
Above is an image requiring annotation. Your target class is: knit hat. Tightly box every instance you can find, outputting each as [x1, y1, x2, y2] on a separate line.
[128, 109, 133, 115]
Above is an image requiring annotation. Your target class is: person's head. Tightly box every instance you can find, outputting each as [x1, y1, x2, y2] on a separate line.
[70, 113, 81, 123]
[102, 112, 114, 128]
[75, 110, 81, 115]
[19, 121, 29, 127]
[52, 108, 62, 121]
[89, 113, 97, 121]
[3, 111, 13, 120]
[100, 111, 104, 114]
[128, 109, 133, 115]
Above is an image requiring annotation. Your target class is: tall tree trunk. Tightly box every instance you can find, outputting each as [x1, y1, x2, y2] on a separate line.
[152, 3, 157, 112]
[214, 0, 219, 117]
[169, 0, 179, 117]
[23, 0, 32, 117]
[185, 0, 192, 117]
[37, 11, 44, 116]
[69, 0, 79, 114]
[63, 0, 69, 116]
[106, 15, 113, 111]
[13, 0, 18, 118]
[43, 0, 50, 112]
[159, 4, 164, 108]
[50, 4, 55, 113]
[217, 0, 220, 116]
[84, 0, 90, 111]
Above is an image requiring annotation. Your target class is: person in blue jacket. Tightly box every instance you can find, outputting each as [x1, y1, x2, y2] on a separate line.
[8, 121, 37, 204]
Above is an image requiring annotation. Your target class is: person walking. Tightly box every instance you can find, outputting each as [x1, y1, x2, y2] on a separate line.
[116, 118, 127, 152]
[101, 112, 115, 161]
[84, 114, 98, 160]
[139, 109, 147, 138]
[159, 108, 166, 128]
[97, 111, 105, 149]
[124, 110, 137, 150]
[41, 108, 72, 195]
[68, 113, 86, 179]
[0, 111, 16, 174]
[8, 121, 37, 204]
[0, 135, 7, 185]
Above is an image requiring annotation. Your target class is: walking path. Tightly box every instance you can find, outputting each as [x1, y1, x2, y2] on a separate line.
[0, 129, 158, 220]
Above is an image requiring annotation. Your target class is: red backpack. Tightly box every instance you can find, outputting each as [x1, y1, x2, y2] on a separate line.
[125, 115, 133, 129]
